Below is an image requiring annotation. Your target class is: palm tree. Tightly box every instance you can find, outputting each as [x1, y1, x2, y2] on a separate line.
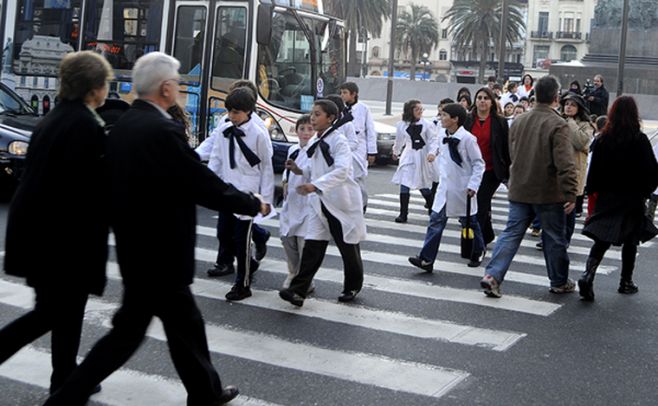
[443, 0, 526, 84]
[395, 4, 439, 81]
[325, 0, 390, 77]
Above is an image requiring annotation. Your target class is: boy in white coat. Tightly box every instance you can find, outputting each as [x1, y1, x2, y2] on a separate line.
[208, 88, 274, 301]
[279, 100, 367, 307]
[408, 103, 486, 272]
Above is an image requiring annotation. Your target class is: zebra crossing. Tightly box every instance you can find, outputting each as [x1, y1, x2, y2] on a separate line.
[0, 188, 634, 405]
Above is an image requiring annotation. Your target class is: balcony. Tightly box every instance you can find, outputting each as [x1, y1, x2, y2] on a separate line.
[555, 31, 584, 41]
[530, 31, 553, 40]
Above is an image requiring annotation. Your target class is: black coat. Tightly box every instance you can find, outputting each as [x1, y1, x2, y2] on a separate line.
[586, 85, 609, 117]
[464, 113, 511, 182]
[583, 132, 658, 244]
[107, 100, 260, 288]
[4, 100, 109, 295]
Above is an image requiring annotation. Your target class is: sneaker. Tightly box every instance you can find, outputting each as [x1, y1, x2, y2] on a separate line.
[408, 256, 433, 273]
[207, 263, 235, 277]
[535, 241, 543, 250]
[549, 279, 576, 294]
[531, 228, 541, 237]
[338, 290, 360, 302]
[279, 289, 304, 307]
[225, 285, 252, 301]
[480, 274, 502, 298]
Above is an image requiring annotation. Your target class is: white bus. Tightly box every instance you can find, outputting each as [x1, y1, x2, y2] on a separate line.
[1, 0, 347, 147]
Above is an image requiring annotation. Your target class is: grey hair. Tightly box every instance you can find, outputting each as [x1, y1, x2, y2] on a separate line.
[132, 52, 180, 97]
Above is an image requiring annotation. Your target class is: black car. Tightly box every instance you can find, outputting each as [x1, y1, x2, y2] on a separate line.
[0, 83, 40, 191]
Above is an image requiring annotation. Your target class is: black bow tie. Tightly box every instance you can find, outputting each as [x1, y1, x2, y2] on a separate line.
[510, 94, 518, 102]
[307, 127, 336, 166]
[223, 125, 261, 169]
[443, 136, 462, 167]
[285, 148, 301, 181]
[334, 110, 354, 129]
[406, 124, 425, 150]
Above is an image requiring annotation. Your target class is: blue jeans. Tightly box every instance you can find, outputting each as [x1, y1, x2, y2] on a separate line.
[485, 201, 570, 287]
[400, 185, 431, 198]
[419, 205, 484, 262]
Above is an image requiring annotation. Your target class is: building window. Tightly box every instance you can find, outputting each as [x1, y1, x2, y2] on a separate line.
[441, 29, 448, 39]
[563, 18, 574, 32]
[560, 45, 577, 62]
[533, 45, 550, 67]
[439, 49, 447, 60]
[538, 12, 549, 34]
[372, 46, 380, 58]
[576, 19, 581, 32]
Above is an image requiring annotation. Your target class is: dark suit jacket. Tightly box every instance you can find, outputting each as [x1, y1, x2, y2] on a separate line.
[464, 112, 511, 182]
[107, 100, 260, 288]
[586, 86, 609, 117]
[4, 100, 109, 295]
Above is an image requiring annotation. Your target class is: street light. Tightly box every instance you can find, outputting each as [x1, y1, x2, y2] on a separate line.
[421, 52, 431, 81]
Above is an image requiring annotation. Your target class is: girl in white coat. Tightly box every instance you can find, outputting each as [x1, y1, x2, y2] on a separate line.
[279, 100, 367, 307]
[391, 100, 438, 222]
[408, 103, 486, 272]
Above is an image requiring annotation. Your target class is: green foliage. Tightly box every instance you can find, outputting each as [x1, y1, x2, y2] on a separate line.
[395, 3, 439, 80]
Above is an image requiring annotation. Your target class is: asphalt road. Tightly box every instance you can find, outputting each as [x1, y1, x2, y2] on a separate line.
[0, 165, 658, 405]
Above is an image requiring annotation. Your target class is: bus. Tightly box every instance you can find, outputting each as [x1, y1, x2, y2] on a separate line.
[0, 0, 347, 146]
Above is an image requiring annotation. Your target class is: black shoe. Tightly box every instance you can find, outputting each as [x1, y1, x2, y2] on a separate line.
[394, 215, 407, 223]
[618, 280, 639, 294]
[578, 278, 595, 301]
[408, 256, 433, 273]
[535, 241, 543, 250]
[279, 289, 304, 307]
[207, 263, 235, 277]
[215, 385, 239, 404]
[225, 285, 252, 301]
[338, 290, 360, 302]
[467, 258, 481, 268]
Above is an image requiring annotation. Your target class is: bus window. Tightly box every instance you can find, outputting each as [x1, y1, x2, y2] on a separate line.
[12, 0, 81, 76]
[210, 6, 247, 92]
[306, 18, 346, 98]
[172, 6, 207, 80]
[257, 10, 313, 112]
[82, 0, 164, 72]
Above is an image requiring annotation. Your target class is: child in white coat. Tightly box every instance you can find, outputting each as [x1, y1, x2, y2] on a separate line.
[408, 103, 486, 271]
[279, 100, 367, 307]
[391, 100, 438, 222]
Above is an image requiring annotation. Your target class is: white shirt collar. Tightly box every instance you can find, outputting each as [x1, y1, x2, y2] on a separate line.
[143, 100, 173, 119]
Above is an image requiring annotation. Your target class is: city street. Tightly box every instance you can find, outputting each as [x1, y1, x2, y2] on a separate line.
[1, 164, 658, 405]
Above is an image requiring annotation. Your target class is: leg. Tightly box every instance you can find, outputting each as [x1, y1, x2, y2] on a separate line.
[420, 188, 433, 211]
[536, 203, 572, 289]
[251, 224, 270, 261]
[281, 235, 302, 288]
[460, 214, 485, 267]
[618, 241, 639, 294]
[286, 239, 329, 298]
[226, 219, 254, 301]
[578, 239, 611, 301]
[321, 204, 364, 296]
[416, 206, 449, 265]
[396, 185, 410, 223]
[565, 209, 576, 246]
[209, 212, 235, 276]
[575, 194, 584, 216]
[476, 171, 501, 245]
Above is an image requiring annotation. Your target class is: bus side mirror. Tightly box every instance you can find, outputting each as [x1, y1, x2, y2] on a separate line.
[257, 4, 273, 46]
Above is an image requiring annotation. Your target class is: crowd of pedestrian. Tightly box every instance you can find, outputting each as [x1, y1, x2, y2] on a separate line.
[0, 49, 657, 405]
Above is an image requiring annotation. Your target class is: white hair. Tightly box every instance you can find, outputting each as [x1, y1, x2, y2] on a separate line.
[132, 52, 180, 97]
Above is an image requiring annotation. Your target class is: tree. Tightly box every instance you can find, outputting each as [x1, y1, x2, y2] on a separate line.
[325, 0, 390, 77]
[443, 0, 526, 84]
[395, 4, 439, 81]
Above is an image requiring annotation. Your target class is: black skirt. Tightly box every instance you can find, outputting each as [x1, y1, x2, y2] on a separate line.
[582, 193, 656, 245]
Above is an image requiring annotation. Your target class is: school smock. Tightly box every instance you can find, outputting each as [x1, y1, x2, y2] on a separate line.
[345, 101, 378, 176]
[430, 117, 443, 182]
[301, 128, 367, 244]
[208, 117, 275, 219]
[433, 126, 485, 217]
[339, 120, 368, 180]
[195, 114, 272, 160]
[391, 118, 438, 189]
[279, 143, 310, 238]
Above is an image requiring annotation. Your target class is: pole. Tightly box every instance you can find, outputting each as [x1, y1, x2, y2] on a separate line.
[616, 0, 630, 96]
[497, 0, 508, 84]
[385, 0, 398, 116]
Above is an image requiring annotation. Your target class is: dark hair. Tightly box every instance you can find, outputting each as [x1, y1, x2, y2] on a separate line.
[487, 76, 497, 83]
[313, 99, 339, 121]
[522, 74, 534, 86]
[595, 115, 607, 131]
[229, 80, 259, 99]
[296, 114, 311, 130]
[600, 96, 640, 142]
[561, 95, 591, 122]
[225, 87, 256, 112]
[458, 94, 472, 109]
[442, 103, 467, 127]
[534, 75, 560, 104]
[569, 80, 582, 94]
[514, 105, 526, 113]
[473, 87, 499, 117]
[457, 87, 471, 101]
[439, 98, 454, 106]
[339, 82, 359, 95]
[507, 81, 518, 90]
[402, 99, 421, 123]
[324, 94, 345, 112]
[493, 83, 502, 91]
[58, 51, 112, 100]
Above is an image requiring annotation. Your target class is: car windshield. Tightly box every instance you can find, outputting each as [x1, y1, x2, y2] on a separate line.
[0, 87, 35, 115]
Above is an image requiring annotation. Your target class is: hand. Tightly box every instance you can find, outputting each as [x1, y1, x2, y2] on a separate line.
[564, 201, 575, 214]
[367, 155, 376, 166]
[296, 183, 317, 196]
[392, 154, 398, 161]
[587, 96, 594, 102]
[260, 202, 272, 216]
[282, 182, 288, 199]
[467, 188, 476, 197]
[427, 154, 436, 163]
[285, 159, 302, 175]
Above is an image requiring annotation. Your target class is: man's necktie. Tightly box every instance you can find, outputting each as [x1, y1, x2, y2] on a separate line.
[406, 123, 425, 150]
[307, 127, 336, 166]
[222, 126, 261, 169]
[443, 136, 462, 167]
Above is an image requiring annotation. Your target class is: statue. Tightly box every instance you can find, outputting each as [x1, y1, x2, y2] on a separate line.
[594, 0, 658, 29]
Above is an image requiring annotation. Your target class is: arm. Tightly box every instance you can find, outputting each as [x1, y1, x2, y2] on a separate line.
[195, 135, 215, 161]
[257, 131, 275, 204]
[364, 105, 378, 155]
[567, 119, 593, 152]
[344, 122, 359, 152]
[392, 123, 406, 157]
[311, 136, 352, 193]
[551, 123, 579, 202]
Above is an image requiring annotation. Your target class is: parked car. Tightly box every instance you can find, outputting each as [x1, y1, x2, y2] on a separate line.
[0, 83, 40, 192]
[374, 121, 397, 165]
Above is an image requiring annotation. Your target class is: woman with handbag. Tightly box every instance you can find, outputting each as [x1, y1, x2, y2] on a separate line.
[579, 96, 658, 301]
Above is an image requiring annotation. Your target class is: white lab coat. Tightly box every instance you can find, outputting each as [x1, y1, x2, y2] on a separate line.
[347, 102, 378, 176]
[208, 118, 275, 219]
[432, 126, 485, 217]
[500, 91, 520, 108]
[430, 117, 443, 182]
[339, 120, 368, 180]
[302, 128, 367, 244]
[653, 142, 658, 195]
[195, 114, 272, 160]
[279, 143, 310, 237]
[391, 118, 438, 189]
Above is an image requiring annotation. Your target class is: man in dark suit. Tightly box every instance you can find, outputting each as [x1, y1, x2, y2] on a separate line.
[585, 74, 609, 117]
[46, 52, 270, 406]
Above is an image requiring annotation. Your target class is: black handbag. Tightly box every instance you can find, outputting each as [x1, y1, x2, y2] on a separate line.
[461, 195, 474, 259]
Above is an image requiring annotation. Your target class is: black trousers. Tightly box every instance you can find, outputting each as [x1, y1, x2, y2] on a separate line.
[217, 212, 254, 287]
[589, 238, 638, 279]
[289, 204, 364, 297]
[45, 285, 224, 406]
[477, 170, 501, 245]
[215, 215, 270, 266]
[0, 284, 88, 392]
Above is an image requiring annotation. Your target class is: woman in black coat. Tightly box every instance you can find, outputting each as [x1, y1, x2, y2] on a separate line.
[0, 51, 112, 392]
[579, 96, 658, 301]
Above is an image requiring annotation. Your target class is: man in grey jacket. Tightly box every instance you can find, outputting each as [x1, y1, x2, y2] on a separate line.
[480, 75, 578, 298]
